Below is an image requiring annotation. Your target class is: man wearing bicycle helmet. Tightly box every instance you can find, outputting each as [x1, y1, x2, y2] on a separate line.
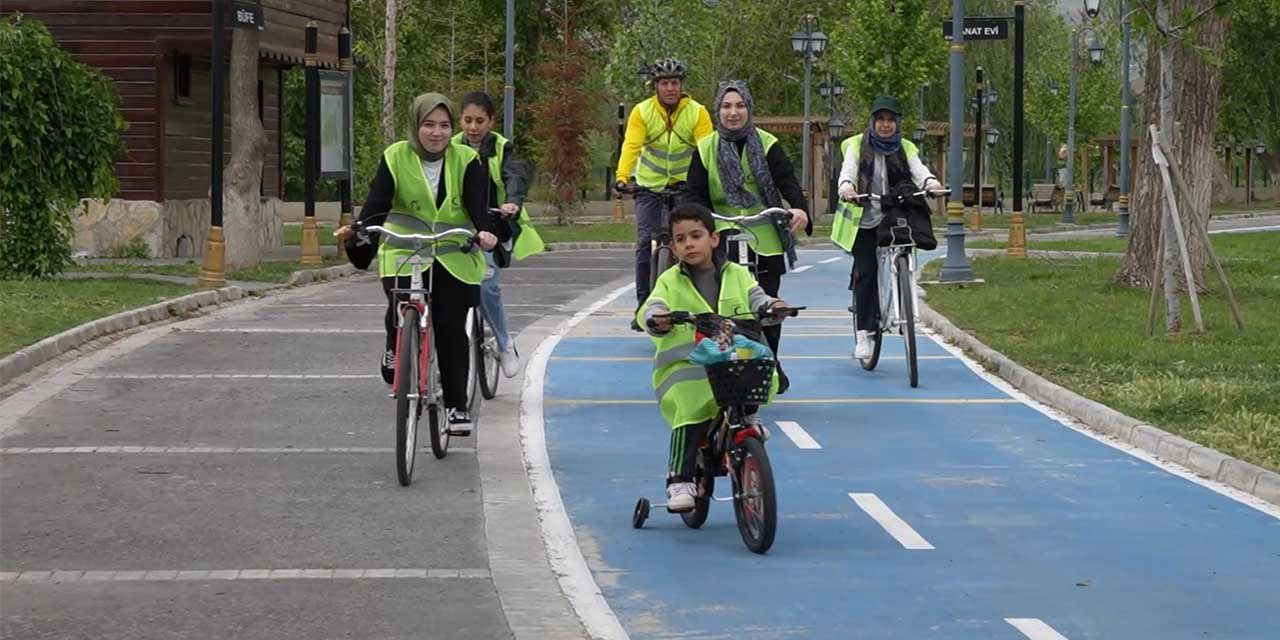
[616, 57, 714, 329]
[833, 96, 944, 361]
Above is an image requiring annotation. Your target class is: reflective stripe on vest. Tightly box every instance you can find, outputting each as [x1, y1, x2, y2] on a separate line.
[378, 141, 486, 283]
[698, 129, 783, 256]
[450, 132, 545, 261]
[639, 262, 777, 429]
[634, 97, 703, 188]
[829, 135, 921, 253]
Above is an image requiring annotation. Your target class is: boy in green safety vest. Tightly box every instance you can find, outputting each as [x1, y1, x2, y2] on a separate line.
[637, 203, 794, 513]
[456, 91, 545, 379]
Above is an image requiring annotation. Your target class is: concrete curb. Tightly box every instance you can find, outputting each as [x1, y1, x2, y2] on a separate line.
[0, 263, 364, 388]
[0, 287, 245, 387]
[914, 296, 1280, 508]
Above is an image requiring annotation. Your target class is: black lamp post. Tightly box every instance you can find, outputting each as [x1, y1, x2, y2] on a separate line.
[791, 15, 827, 202]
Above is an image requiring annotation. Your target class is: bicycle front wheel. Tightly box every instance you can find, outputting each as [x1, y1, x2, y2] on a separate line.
[395, 307, 422, 486]
[427, 332, 449, 459]
[732, 437, 776, 554]
[477, 312, 500, 400]
[651, 242, 673, 291]
[852, 297, 883, 371]
[896, 253, 918, 388]
[466, 308, 482, 413]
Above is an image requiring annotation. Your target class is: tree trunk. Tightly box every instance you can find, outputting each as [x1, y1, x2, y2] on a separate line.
[222, 28, 268, 270]
[381, 0, 398, 143]
[1116, 0, 1229, 320]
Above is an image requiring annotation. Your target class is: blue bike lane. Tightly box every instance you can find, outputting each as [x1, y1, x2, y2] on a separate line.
[536, 250, 1280, 640]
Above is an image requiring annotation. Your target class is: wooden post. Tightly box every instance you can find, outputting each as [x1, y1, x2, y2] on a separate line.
[1150, 124, 1204, 332]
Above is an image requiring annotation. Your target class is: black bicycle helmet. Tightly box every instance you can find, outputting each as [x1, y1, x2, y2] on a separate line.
[651, 57, 687, 80]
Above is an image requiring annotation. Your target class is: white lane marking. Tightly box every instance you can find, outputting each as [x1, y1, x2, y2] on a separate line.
[820, 256, 844, 264]
[791, 265, 814, 273]
[0, 446, 474, 455]
[848, 493, 935, 550]
[91, 373, 377, 380]
[1208, 224, 1279, 234]
[1006, 618, 1071, 640]
[0, 568, 490, 582]
[775, 421, 821, 449]
[181, 328, 382, 334]
[522, 283, 633, 640]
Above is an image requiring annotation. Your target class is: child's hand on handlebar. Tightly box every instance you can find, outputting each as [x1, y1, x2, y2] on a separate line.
[767, 300, 798, 318]
[787, 209, 808, 234]
[477, 231, 498, 251]
[647, 313, 674, 332]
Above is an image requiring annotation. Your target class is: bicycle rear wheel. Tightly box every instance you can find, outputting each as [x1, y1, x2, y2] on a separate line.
[395, 307, 422, 486]
[681, 449, 714, 529]
[896, 253, 918, 388]
[732, 437, 776, 554]
[650, 241, 673, 291]
[477, 312, 500, 400]
[426, 332, 449, 459]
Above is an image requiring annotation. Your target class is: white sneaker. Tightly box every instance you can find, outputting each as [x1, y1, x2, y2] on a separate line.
[854, 330, 874, 360]
[499, 348, 520, 378]
[666, 482, 696, 512]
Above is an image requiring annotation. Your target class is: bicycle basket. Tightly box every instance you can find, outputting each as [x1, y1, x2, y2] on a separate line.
[706, 358, 775, 407]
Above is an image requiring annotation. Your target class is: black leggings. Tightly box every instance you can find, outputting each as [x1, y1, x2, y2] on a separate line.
[723, 244, 785, 355]
[382, 266, 479, 410]
[850, 227, 880, 332]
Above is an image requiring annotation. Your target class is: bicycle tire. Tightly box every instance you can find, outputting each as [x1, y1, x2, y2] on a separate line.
[395, 307, 421, 486]
[681, 449, 714, 529]
[896, 253, 918, 388]
[650, 243, 673, 291]
[732, 437, 776, 554]
[852, 297, 884, 371]
[477, 312, 499, 400]
[427, 329, 449, 459]
[465, 308, 481, 413]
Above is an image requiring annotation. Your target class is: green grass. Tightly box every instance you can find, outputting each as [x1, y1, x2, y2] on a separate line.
[968, 230, 1279, 256]
[921, 232, 1280, 471]
[969, 237, 1130, 253]
[1210, 199, 1277, 213]
[950, 211, 1120, 231]
[533, 221, 836, 244]
[282, 222, 338, 246]
[75, 257, 344, 283]
[1, 278, 195, 357]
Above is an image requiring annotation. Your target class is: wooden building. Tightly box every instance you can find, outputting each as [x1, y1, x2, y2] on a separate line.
[5, 1, 349, 256]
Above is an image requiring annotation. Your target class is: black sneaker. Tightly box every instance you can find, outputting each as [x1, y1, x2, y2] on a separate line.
[380, 349, 395, 384]
[447, 408, 473, 436]
[630, 318, 643, 332]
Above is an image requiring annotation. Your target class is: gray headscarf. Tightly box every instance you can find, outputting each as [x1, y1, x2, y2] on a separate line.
[407, 93, 453, 161]
[713, 81, 782, 209]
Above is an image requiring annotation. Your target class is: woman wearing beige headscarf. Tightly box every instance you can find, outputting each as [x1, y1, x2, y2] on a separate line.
[339, 93, 506, 430]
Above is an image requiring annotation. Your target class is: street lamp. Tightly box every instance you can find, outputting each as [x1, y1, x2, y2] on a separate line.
[986, 126, 1001, 147]
[821, 71, 844, 216]
[792, 15, 826, 203]
[1085, 0, 1102, 18]
[636, 61, 650, 87]
[914, 124, 928, 144]
[1064, 22, 1104, 224]
[1117, 0, 1134, 236]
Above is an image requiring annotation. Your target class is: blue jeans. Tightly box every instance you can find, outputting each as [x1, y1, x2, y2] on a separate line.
[480, 252, 512, 353]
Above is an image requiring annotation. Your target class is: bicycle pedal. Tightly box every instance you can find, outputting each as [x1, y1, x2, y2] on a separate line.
[447, 428, 472, 437]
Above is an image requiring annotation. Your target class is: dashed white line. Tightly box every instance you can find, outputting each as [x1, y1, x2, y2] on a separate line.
[1006, 618, 1071, 640]
[775, 421, 821, 449]
[820, 256, 843, 264]
[0, 568, 491, 582]
[848, 493, 935, 550]
[791, 265, 814, 273]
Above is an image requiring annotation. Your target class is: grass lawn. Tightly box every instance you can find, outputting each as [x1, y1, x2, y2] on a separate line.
[968, 237, 1130, 253]
[532, 221, 835, 244]
[1, 278, 194, 358]
[1210, 200, 1277, 213]
[921, 231, 1280, 471]
[968, 230, 1278, 256]
[75, 257, 344, 283]
[953, 211, 1120, 231]
[282, 222, 338, 246]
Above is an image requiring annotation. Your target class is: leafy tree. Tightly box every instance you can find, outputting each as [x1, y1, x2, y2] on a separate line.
[0, 14, 125, 278]
[1218, 0, 1280, 176]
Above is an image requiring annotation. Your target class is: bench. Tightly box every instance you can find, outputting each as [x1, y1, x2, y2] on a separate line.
[1028, 183, 1063, 214]
[961, 184, 998, 207]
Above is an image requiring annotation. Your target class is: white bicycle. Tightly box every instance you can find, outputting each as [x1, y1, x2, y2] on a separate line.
[845, 187, 949, 388]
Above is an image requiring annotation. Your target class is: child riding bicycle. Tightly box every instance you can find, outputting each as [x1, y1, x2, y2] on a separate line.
[638, 203, 793, 512]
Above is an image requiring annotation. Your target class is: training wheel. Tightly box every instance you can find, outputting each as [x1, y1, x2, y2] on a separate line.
[632, 498, 651, 529]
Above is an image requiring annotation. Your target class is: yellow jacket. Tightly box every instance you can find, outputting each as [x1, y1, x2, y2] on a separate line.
[616, 95, 713, 186]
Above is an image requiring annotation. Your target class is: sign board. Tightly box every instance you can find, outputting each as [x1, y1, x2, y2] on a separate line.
[942, 17, 1009, 41]
[319, 70, 352, 179]
[231, 1, 264, 30]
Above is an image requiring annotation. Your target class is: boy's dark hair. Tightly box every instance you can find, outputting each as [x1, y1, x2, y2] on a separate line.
[668, 203, 716, 234]
[462, 91, 497, 117]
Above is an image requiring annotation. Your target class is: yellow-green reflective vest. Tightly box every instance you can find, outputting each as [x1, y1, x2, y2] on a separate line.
[637, 262, 778, 430]
[830, 135, 922, 252]
[378, 140, 486, 284]
[451, 132, 545, 260]
[635, 96, 704, 188]
[697, 129, 783, 256]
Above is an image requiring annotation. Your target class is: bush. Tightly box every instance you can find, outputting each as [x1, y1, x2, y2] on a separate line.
[0, 13, 126, 278]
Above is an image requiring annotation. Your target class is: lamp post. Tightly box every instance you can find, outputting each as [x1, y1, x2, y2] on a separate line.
[985, 126, 1000, 219]
[1116, 0, 1132, 236]
[915, 83, 929, 161]
[198, 0, 227, 288]
[1045, 80, 1060, 182]
[792, 15, 827, 203]
[940, 0, 975, 282]
[970, 67, 990, 232]
[819, 74, 844, 216]
[1258, 142, 1269, 193]
[1064, 22, 1104, 224]
[1009, 0, 1028, 258]
[1245, 141, 1260, 205]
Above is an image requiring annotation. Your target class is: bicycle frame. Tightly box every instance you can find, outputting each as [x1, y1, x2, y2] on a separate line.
[711, 207, 790, 278]
[876, 240, 917, 335]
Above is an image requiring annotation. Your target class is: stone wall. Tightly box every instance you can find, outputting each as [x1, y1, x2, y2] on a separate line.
[71, 198, 284, 259]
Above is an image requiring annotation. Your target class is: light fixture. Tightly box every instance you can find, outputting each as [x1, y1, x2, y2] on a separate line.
[986, 126, 1001, 147]
[829, 117, 845, 139]
[790, 31, 807, 56]
[986, 85, 999, 105]
[1255, 141, 1267, 155]
[914, 124, 928, 144]
[810, 31, 828, 56]
[1084, 0, 1101, 19]
[1047, 79, 1060, 96]
[636, 62, 650, 86]
[1084, 28, 1105, 65]
[833, 79, 845, 97]
[818, 81, 831, 98]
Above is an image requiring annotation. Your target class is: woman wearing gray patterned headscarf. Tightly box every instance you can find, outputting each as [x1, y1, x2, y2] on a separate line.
[686, 80, 811, 393]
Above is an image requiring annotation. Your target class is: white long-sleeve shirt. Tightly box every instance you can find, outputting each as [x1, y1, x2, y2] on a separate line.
[838, 139, 937, 229]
